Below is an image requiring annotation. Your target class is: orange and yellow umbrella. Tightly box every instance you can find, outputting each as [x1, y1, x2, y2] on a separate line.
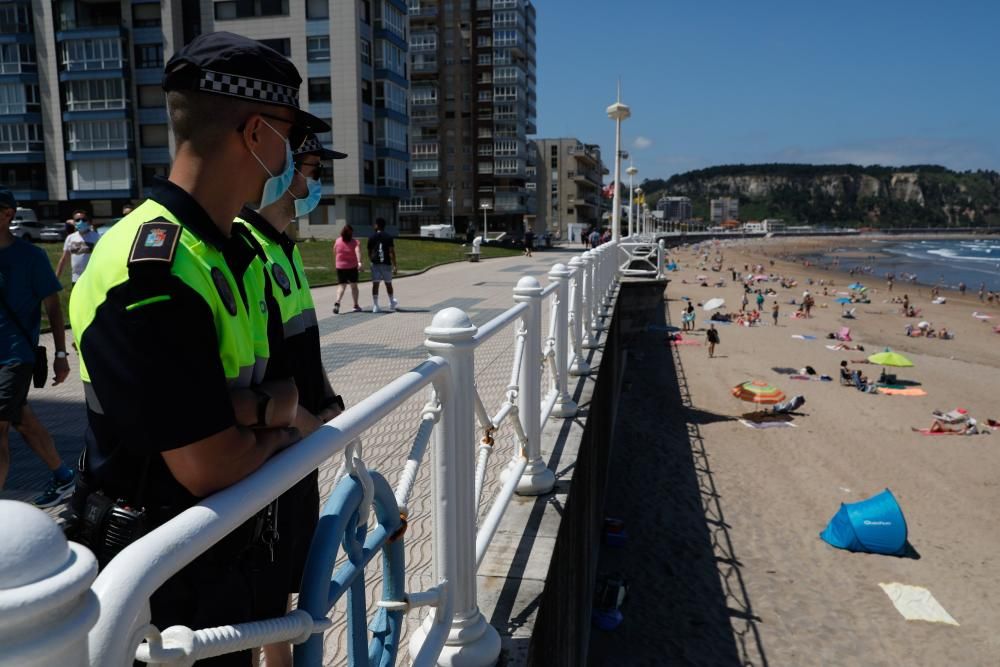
[732, 380, 786, 405]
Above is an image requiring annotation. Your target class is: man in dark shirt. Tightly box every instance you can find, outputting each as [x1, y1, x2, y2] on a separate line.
[0, 189, 74, 507]
[368, 217, 398, 313]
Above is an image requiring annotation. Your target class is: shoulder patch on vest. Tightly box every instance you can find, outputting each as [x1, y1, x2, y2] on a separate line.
[211, 267, 238, 316]
[129, 220, 180, 266]
[271, 263, 291, 293]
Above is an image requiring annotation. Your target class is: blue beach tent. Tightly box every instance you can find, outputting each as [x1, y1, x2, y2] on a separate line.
[820, 489, 908, 556]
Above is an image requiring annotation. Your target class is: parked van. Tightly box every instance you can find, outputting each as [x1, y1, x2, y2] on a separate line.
[9, 207, 45, 241]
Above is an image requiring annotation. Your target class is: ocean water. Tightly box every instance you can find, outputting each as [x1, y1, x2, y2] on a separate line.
[814, 239, 1000, 292]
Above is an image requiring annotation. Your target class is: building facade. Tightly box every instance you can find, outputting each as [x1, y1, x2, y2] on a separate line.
[0, 0, 408, 233]
[531, 138, 606, 241]
[656, 195, 692, 222]
[400, 0, 536, 235]
[710, 196, 739, 224]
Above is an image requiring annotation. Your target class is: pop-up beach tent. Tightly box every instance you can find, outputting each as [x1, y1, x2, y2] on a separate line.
[820, 489, 908, 556]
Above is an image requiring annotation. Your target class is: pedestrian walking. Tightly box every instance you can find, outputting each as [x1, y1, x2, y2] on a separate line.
[55, 214, 101, 285]
[236, 131, 348, 666]
[333, 224, 363, 313]
[706, 323, 720, 358]
[772, 301, 780, 326]
[0, 189, 75, 507]
[523, 226, 535, 257]
[368, 217, 397, 312]
[588, 227, 601, 248]
[69, 33, 327, 660]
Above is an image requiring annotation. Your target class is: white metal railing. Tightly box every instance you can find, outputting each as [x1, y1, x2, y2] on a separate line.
[0, 242, 626, 667]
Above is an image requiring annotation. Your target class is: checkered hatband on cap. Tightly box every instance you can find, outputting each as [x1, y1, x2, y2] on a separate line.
[295, 134, 321, 156]
[200, 70, 300, 107]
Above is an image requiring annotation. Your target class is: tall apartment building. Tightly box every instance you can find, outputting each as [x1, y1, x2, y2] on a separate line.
[0, 0, 408, 233]
[400, 0, 536, 235]
[710, 196, 739, 224]
[531, 138, 606, 240]
[656, 195, 692, 221]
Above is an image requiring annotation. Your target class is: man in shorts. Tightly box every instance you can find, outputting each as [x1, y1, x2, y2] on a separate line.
[0, 189, 74, 506]
[368, 217, 398, 313]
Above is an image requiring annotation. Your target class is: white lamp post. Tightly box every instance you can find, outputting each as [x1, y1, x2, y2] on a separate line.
[480, 201, 491, 241]
[626, 163, 637, 238]
[447, 184, 455, 235]
[634, 187, 643, 237]
[606, 83, 631, 243]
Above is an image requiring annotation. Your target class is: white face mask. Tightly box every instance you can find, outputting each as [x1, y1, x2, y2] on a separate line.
[249, 119, 294, 209]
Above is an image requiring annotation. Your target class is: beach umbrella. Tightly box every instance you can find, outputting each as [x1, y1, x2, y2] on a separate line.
[849, 282, 865, 290]
[834, 297, 852, 304]
[732, 380, 787, 405]
[703, 297, 725, 312]
[867, 349, 914, 367]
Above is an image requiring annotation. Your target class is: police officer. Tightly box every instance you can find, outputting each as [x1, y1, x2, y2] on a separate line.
[234, 133, 347, 666]
[69, 32, 329, 665]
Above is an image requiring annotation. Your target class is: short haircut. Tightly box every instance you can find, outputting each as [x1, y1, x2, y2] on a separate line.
[72, 209, 88, 217]
[167, 90, 269, 155]
[374, 217, 386, 230]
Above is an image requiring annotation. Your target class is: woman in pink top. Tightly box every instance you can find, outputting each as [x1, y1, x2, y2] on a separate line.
[333, 224, 363, 313]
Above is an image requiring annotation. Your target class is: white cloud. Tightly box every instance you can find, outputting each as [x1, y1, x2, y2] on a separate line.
[632, 136, 653, 150]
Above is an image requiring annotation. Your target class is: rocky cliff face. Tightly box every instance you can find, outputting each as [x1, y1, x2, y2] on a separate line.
[666, 171, 924, 204]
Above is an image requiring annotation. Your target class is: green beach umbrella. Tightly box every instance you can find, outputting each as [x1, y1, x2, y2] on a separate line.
[867, 349, 914, 367]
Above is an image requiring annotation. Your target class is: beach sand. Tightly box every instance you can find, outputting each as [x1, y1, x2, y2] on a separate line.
[590, 237, 1000, 665]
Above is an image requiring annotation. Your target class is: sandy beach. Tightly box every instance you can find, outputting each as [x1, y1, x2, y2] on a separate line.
[591, 236, 1000, 665]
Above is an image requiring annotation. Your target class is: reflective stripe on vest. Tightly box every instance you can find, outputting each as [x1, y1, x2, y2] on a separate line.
[71, 199, 264, 389]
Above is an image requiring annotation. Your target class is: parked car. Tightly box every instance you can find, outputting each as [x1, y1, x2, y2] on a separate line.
[9, 207, 45, 241]
[40, 222, 69, 242]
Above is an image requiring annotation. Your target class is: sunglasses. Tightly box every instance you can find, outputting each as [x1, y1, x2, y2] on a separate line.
[237, 112, 308, 150]
[296, 160, 324, 181]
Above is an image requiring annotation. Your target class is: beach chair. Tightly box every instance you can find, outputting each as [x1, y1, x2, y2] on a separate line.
[771, 395, 806, 414]
[841, 307, 856, 319]
[836, 326, 852, 342]
[931, 408, 969, 424]
[839, 368, 854, 386]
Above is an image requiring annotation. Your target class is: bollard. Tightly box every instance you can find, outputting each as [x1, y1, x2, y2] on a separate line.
[411, 308, 500, 666]
[506, 276, 555, 495]
[567, 256, 591, 375]
[0, 501, 99, 667]
[547, 263, 578, 418]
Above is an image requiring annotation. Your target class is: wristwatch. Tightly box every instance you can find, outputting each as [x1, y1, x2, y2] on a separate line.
[55, 351, 68, 359]
[323, 394, 346, 413]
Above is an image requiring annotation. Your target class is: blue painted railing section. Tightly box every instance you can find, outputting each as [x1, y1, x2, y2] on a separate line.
[296, 471, 405, 667]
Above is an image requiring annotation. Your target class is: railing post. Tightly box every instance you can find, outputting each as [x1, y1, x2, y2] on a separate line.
[0, 501, 99, 667]
[567, 255, 591, 374]
[411, 308, 500, 666]
[547, 263, 577, 417]
[589, 248, 606, 334]
[594, 245, 611, 331]
[657, 239, 666, 279]
[579, 251, 598, 350]
[506, 276, 554, 495]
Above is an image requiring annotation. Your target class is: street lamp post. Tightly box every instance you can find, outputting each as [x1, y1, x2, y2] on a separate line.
[634, 187, 643, 237]
[626, 163, 637, 238]
[606, 82, 631, 243]
[448, 184, 455, 235]
[480, 201, 491, 241]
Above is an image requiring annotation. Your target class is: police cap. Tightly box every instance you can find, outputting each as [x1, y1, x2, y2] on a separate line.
[294, 133, 348, 160]
[163, 31, 330, 134]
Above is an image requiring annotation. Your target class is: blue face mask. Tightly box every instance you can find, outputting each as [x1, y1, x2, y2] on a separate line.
[294, 175, 322, 218]
[250, 119, 294, 209]
[75, 221, 92, 232]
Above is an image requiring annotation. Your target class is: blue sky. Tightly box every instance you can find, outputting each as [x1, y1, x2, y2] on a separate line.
[534, 0, 1000, 181]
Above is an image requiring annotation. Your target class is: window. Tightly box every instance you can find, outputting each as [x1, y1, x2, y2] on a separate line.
[360, 39, 371, 65]
[132, 4, 161, 27]
[306, 0, 328, 19]
[70, 159, 131, 191]
[0, 4, 32, 33]
[307, 36, 330, 61]
[67, 120, 130, 151]
[65, 79, 125, 111]
[411, 160, 438, 177]
[363, 159, 374, 185]
[360, 0, 371, 24]
[409, 33, 436, 52]
[410, 86, 437, 106]
[61, 39, 121, 71]
[374, 40, 406, 77]
[495, 158, 520, 175]
[361, 79, 372, 106]
[0, 123, 42, 153]
[141, 163, 169, 185]
[363, 120, 373, 145]
[0, 83, 39, 114]
[138, 85, 165, 108]
[140, 124, 169, 147]
[375, 81, 407, 114]
[477, 53, 491, 66]
[214, 0, 289, 20]
[258, 38, 290, 57]
[308, 77, 331, 103]
[315, 118, 332, 144]
[375, 0, 406, 39]
[377, 158, 407, 189]
[134, 43, 163, 68]
[0, 43, 35, 74]
[375, 118, 407, 151]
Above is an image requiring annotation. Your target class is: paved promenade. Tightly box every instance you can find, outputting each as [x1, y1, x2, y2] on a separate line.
[2, 245, 590, 663]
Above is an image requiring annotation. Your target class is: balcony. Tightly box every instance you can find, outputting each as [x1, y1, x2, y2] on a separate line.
[411, 60, 438, 75]
[408, 5, 438, 18]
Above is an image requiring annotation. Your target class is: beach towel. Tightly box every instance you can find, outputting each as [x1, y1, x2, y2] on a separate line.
[878, 387, 927, 396]
[791, 334, 816, 340]
[912, 428, 963, 436]
[739, 419, 796, 429]
[972, 312, 993, 320]
[669, 339, 701, 346]
[837, 326, 852, 342]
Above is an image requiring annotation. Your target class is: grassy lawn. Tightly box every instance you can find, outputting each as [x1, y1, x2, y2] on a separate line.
[39, 238, 520, 330]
